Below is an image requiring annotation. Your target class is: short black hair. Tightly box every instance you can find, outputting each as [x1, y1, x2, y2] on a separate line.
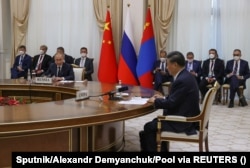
[80, 47, 88, 52]
[233, 49, 241, 53]
[186, 51, 194, 56]
[167, 51, 185, 67]
[57, 47, 64, 52]
[18, 45, 26, 50]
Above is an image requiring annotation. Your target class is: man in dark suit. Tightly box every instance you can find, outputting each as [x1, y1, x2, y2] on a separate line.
[31, 45, 52, 77]
[11, 45, 32, 79]
[153, 50, 173, 93]
[225, 49, 250, 108]
[199, 49, 224, 100]
[139, 51, 200, 152]
[185, 51, 202, 84]
[74, 47, 94, 81]
[45, 53, 74, 81]
[51, 47, 74, 64]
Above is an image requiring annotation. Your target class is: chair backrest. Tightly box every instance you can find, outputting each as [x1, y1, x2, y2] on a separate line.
[200, 81, 220, 131]
[73, 67, 85, 81]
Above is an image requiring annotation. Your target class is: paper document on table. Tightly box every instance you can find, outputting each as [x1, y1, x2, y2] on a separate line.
[118, 97, 149, 105]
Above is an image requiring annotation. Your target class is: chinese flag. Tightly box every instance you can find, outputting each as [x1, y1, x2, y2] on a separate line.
[136, 8, 157, 89]
[98, 10, 118, 83]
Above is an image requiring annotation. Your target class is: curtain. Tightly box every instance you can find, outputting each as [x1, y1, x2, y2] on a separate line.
[219, 0, 250, 97]
[167, 0, 213, 60]
[10, 0, 30, 64]
[93, 0, 122, 59]
[167, 0, 250, 98]
[26, 0, 100, 80]
[148, 0, 176, 53]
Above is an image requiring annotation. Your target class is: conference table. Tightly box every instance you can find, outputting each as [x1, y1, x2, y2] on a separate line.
[0, 79, 156, 167]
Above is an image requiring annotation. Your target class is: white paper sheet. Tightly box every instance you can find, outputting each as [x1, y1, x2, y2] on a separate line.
[118, 97, 149, 105]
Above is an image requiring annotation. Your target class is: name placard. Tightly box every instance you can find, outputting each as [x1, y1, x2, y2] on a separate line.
[76, 90, 89, 101]
[35, 77, 53, 84]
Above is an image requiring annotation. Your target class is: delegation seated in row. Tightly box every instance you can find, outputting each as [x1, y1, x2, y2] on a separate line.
[153, 48, 249, 108]
[10, 45, 94, 81]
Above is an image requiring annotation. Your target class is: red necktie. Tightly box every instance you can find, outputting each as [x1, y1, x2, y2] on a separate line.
[233, 61, 238, 75]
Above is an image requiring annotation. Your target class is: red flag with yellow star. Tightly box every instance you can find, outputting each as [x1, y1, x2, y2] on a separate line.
[98, 10, 118, 83]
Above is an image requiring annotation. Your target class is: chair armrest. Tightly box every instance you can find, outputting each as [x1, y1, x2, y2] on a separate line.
[157, 115, 187, 122]
[157, 115, 201, 122]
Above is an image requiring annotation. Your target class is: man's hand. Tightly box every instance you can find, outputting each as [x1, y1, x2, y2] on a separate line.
[207, 77, 215, 83]
[17, 66, 23, 71]
[147, 94, 164, 103]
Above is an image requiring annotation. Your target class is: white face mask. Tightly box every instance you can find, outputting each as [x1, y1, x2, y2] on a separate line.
[187, 59, 193, 63]
[40, 50, 45, 55]
[160, 58, 166, 62]
[209, 54, 215, 59]
[81, 53, 87, 58]
[234, 56, 240, 61]
[19, 51, 24, 55]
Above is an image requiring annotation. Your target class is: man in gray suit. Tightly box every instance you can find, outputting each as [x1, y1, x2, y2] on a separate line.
[74, 47, 94, 81]
[139, 51, 200, 152]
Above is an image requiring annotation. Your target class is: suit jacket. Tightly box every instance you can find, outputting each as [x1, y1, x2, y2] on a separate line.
[201, 58, 225, 84]
[45, 62, 75, 80]
[32, 54, 52, 75]
[225, 59, 250, 88]
[185, 60, 202, 83]
[153, 60, 173, 81]
[74, 57, 94, 81]
[154, 69, 200, 134]
[11, 54, 32, 79]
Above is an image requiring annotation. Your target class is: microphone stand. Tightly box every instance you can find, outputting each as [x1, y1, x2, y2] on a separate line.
[108, 92, 122, 101]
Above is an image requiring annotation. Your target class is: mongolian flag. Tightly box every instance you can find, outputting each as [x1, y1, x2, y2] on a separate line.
[136, 8, 157, 88]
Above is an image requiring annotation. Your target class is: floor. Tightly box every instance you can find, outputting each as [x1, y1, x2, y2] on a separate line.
[124, 99, 250, 152]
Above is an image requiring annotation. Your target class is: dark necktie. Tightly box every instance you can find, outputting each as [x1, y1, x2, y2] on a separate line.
[188, 62, 192, 71]
[161, 62, 165, 71]
[233, 61, 238, 75]
[57, 67, 61, 77]
[210, 60, 214, 76]
[19, 55, 24, 65]
[37, 55, 43, 70]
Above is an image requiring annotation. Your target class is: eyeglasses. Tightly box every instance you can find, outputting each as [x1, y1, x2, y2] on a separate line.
[233, 54, 240, 56]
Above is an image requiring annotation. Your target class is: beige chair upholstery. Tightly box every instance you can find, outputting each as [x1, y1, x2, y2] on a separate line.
[162, 81, 172, 94]
[156, 81, 220, 152]
[222, 84, 244, 106]
[73, 67, 85, 81]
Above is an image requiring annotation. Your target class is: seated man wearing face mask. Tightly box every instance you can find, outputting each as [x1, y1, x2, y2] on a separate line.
[74, 47, 94, 81]
[31, 45, 52, 77]
[153, 50, 173, 93]
[199, 48, 224, 100]
[224, 49, 250, 108]
[11, 45, 32, 79]
[185, 51, 202, 84]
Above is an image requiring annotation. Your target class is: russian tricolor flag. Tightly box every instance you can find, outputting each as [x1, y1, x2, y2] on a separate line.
[118, 7, 139, 86]
[136, 8, 157, 89]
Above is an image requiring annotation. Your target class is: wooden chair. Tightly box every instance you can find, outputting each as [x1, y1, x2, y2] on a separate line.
[222, 84, 244, 106]
[156, 81, 220, 152]
[206, 83, 221, 104]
